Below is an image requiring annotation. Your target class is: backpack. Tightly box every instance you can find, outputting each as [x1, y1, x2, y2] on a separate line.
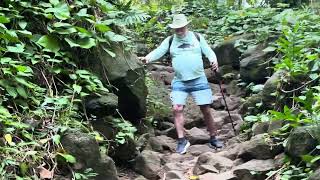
[167, 32, 202, 56]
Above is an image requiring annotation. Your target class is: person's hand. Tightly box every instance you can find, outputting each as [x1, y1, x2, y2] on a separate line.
[138, 57, 148, 64]
[210, 62, 219, 72]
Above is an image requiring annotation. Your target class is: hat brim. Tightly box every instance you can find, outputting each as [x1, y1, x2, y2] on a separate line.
[168, 21, 191, 29]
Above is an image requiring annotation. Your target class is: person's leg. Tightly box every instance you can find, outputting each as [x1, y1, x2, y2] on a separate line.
[173, 104, 185, 138]
[199, 104, 217, 136]
[170, 90, 190, 154]
[192, 89, 224, 148]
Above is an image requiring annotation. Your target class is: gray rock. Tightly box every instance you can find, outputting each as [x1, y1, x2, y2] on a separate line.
[233, 159, 275, 180]
[133, 150, 162, 180]
[252, 122, 269, 136]
[188, 145, 216, 156]
[309, 168, 320, 180]
[240, 70, 286, 114]
[134, 175, 148, 180]
[268, 120, 284, 134]
[240, 51, 272, 83]
[146, 76, 172, 121]
[193, 152, 233, 175]
[274, 153, 285, 168]
[285, 126, 319, 158]
[164, 162, 186, 172]
[165, 171, 185, 180]
[61, 131, 118, 180]
[147, 135, 176, 153]
[186, 127, 210, 145]
[199, 171, 237, 180]
[216, 144, 242, 160]
[112, 137, 138, 162]
[85, 93, 118, 117]
[238, 134, 283, 161]
[87, 45, 147, 120]
[91, 116, 115, 140]
[212, 34, 254, 69]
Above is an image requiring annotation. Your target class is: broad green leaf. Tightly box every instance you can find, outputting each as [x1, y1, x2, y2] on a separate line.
[263, 46, 277, 52]
[69, 74, 77, 80]
[18, 21, 27, 29]
[73, 84, 82, 94]
[76, 8, 92, 18]
[0, 16, 10, 23]
[52, 134, 61, 145]
[102, 46, 116, 58]
[309, 73, 319, 80]
[244, 115, 258, 122]
[5, 30, 19, 42]
[75, 27, 92, 37]
[19, 162, 29, 176]
[53, 22, 72, 28]
[65, 37, 96, 49]
[17, 86, 28, 99]
[15, 77, 35, 88]
[106, 32, 127, 42]
[6, 86, 18, 98]
[17, 30, 32, 38]
[95, 23, 111, 32]
[49, 0, 59, 6]
[57, 153, 76, 164]
[37, 35, 60, 52]
[53, 27, 77, 35]
[7, 44, 25, 53]
[45, 3, 70, 20]
[96, 0, 113, 12]
[0, 106, 11, 117]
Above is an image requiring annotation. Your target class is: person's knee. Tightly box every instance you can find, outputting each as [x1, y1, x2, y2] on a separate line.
[172, 105, 184, 114]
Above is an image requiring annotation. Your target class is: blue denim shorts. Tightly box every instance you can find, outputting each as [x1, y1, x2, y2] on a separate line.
[170, 76, 213, 105]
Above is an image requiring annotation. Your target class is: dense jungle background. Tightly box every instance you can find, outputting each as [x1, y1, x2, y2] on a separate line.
[0, 0, 319, 179]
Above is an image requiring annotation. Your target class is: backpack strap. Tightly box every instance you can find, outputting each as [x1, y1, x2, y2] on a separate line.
[168, 35, 174, 55]
[194, 32, 200, 42]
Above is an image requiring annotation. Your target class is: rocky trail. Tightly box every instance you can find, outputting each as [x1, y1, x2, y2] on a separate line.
[117, 63, 284, 180]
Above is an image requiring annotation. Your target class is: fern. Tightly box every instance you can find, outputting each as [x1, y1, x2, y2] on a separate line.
[123, 10, 150, 26]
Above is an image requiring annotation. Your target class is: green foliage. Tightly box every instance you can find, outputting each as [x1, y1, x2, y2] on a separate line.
[74, 168, 98, 180]
[145, 74, 171, 126]
[112, 118, 137, 144]
[0, 0, 147, 178]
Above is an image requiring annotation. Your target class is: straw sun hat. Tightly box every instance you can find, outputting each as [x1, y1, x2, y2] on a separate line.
[168, 14, 191, 29]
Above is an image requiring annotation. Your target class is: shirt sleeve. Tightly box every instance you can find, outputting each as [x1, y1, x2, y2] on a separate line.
[146, 36, 171, 62]
[199, 34, 218, 64]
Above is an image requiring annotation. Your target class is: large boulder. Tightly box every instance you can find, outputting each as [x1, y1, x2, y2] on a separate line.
[212, 34, 254, 69]
[240, 70, 286, 114]
[86, 45, 147, 121]
[193, 152, 233, 175]
[186, 127, 210, 145]
[309, 168, 320, 180]
[133, 150, 162, 180]
[238, 134, 283, 161]
[240, 51, 272, 83]
[146, 75, 172, 122]
[233, 159, 275, 180]
[85, 93, 118, 117]
[285, 126, 320, 158]
[61, 131, 118, 180]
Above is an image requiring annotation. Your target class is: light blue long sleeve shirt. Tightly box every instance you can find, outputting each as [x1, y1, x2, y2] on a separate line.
[146, 31, 218, 81]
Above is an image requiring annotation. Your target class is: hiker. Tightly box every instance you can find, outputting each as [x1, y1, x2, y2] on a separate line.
[139, 14, 224, 154]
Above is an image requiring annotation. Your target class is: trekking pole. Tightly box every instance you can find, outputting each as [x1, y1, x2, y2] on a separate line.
[213, 70, 237, 135]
